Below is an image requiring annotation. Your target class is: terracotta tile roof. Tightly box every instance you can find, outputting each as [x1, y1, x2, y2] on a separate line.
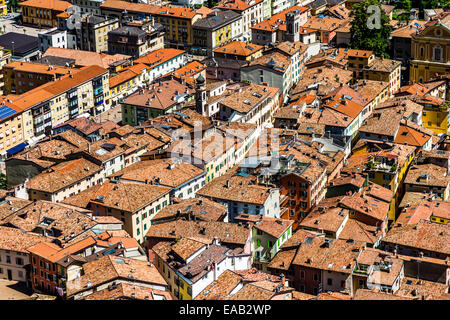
[19, 0, 71, 11]
[316, 292, 352, 300]
[9, 65, 108, 110]
[152, 197, 226, 222]
[302, 15, 345, 32]
[368, 256, 404, 287]
[123, 79, 194, 111]
[100, 0, 159, 15]
[224, 282, 275, 300]
[0, 226, 51, 253]
[197, 172, 275, 205]
[234, 268, 280, 283]
[219, 82, 278, 114]
[146, 220, 251, 246]
[354, 289, 414, 300]
[300, 206, 349, 234]
[404, 164, 450, 188]
[329, 172, 366, 189]
[135, 48, 185, 69]
[87, 180, 171, 213]
[292, 237, 363, 273]
[28, 236, 98, 262]
[282, 226, 319, 249]
[195, 269, 242, 300]
[154, 6, 200, 19]
[84, 282, 172, 300]
[247, 52, 291, 73]
[0, 196, 32, 220]
[171, 60, 206, 86]
[214, 41, 263, 57]
[2, 200, 95, 244]
[359, 107, 403, 137]
[267, 248, 297, 271]
[339, 219, 381, 245]
[196, 6, 214, 18]
[366, 57, 401, 73]
[251, 6, 308, 32]
[26, 158, 101, 193]
[4, 61, 77, 76]
[339, 193, 390, 222]
[394, 124, 431, 147]
[43, 47, 130, 69]
[215, 0, 264, 12]
[383, 221, 450, 255]
[347, 49, 373, 59]
[292, 66, 353, 97]
[391, 20, 427, 38]
[366, 182, 393, 203]
[292, 291, 316, 300]
[66, 255, 167, 297]
[171, 237, 206, 261]
[55, 117, 102, 136]
[110, 158, 204, 188]
[236, 215, 293, 239]
[109, 69, 140, 88]
[397, 277, 449, 300]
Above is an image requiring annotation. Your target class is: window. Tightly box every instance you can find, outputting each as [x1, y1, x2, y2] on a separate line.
[313, 273, 319, 281]
[327, 278, 332, 285]
[15, 258, 23, 265]
[300, 270, 305, 279]
[6, 256, 10, 264]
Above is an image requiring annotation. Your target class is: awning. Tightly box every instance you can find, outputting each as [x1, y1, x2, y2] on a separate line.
[6, 142, 27, 157]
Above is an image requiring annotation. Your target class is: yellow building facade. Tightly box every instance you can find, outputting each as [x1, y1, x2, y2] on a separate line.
[410, 19, 450, 83]
[421, 102, 449, 135]
[20, 0, 71, 28]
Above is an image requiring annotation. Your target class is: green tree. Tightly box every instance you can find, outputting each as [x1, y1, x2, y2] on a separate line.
[0, 173, 7, 190]
[350, 0, 392, 58]
[398, 0, 412, 11]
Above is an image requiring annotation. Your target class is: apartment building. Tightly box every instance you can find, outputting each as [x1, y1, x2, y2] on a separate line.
[152, 237, 251, 300]
[26, 158, 103, 202]
[66, 255, 169, 300]
[134, 48, 186, 83]
[6, 65, 109, 142]
[122, 79, 195, 125]
[347, 49, 402, 96]
[251, 6, 309, 46]
[0, 226, 50, 284]
[77, 15, 119, 53]
[2, 61, 76, 95]
[235, 214, 293, 272]
[20, 0, 71, 28]
[0, 99, 28, 160]
[109, 158, 206, 200]
[213, 41, 263, 61]
[38, 28, 68, 53]
[217, 83, 280, 127]
[153, 7, 202, 50]
[241, 41, 307, 98]
[192, 10, 243, 56]
[215, 0, 266, 41]
[197, 172, 280, 222]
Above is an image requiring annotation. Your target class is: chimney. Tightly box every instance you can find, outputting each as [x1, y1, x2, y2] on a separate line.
[280, 273, 286, 287]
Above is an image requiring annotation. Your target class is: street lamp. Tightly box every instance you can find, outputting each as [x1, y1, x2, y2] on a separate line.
[11, 41, 14, 58]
